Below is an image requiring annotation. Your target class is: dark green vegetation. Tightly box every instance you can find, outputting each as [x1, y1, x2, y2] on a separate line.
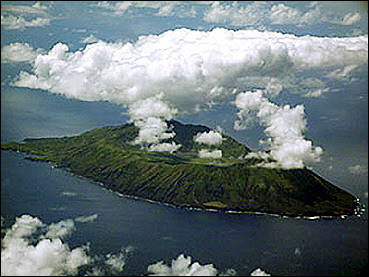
[1, 120, 357, 217]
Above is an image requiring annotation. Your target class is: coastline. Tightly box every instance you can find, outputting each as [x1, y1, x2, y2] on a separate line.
[1, 148, 362, 220]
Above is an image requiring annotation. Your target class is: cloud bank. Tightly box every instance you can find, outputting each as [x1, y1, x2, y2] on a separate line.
[11, 28, 367, 108]
[7, 28, 368, 160]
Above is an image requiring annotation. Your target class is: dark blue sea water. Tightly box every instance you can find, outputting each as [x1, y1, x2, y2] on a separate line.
[1, 150, 367, 276]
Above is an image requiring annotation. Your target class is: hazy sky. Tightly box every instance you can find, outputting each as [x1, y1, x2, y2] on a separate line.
[1, 1, 368, 197]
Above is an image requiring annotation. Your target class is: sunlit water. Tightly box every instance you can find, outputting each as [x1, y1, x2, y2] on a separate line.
[1, 150, 367, 276]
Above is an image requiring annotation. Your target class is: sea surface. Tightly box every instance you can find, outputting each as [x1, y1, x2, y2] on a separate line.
[1, 149, 367, 276]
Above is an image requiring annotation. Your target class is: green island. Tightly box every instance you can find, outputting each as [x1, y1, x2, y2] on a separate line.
[1, 120, 358, 217]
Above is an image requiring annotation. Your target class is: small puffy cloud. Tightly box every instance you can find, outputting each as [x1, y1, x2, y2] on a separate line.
[234, 90, 323, 169]
[348, 165, 368, 175]
[269, 2, 323, 26]
[45, 219, 75, 239]
[82, 34, 100, 44]
[250, 268, 271, 276]
[104, 247, 132, 273]
[269, 4, 302, 25]
[194, 130, 223, 146]
[154, 2, 176, 17]
[203, 1, 268, 26]
[149, 142, 181, 153]
[1, 42, 40, 63]
[244, 151, 272, 161]
[198, 149, 222, 159]
[2, 214, 45, 240]
[147, 254, 236, 276]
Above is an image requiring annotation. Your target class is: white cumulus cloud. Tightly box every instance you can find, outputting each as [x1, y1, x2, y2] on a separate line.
[1, 215, 91, 276]
[11, 28, 368, 105]
[44, 219, 75, 239]
[104, 247, 132, 273]
[234, 90, 323, 169]
[149, 142, 182, 153]
[128, 94, 179, 149]
[203, 1, 268, 26]
[250, 268, 271, 276]
[147, 254, 236, 276]
[1, 42, 41, 63]
[198, 149, 222, 159]
[269, 3, 302, 25]
[194, 130, 223, 146]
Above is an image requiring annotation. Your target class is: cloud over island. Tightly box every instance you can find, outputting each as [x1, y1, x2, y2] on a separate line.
[2, 27, 367, 168]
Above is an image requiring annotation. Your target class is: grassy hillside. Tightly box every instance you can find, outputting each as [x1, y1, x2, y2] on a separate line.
[1, 120, 357, 217]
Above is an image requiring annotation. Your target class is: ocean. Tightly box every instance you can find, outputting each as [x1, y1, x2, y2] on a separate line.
[1, 149, 367, 276]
